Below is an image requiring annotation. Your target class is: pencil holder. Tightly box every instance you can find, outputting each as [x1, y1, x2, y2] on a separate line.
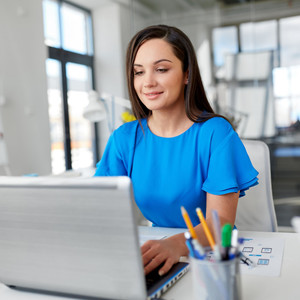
[190, 256, 242, 300]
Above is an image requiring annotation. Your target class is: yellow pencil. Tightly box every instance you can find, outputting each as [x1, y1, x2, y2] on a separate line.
[196, 207, 215, 250]
[181, 206, 198, 240]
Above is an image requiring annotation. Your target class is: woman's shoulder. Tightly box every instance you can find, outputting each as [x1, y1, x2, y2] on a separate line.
[202, 116, 232, 128]
[194, 116, 233, 135]
[113, 119, 144, 136]
[191, 116, 236, 151]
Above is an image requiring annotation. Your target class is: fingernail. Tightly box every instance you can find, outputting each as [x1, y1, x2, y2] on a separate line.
[158, 270, 164, 276]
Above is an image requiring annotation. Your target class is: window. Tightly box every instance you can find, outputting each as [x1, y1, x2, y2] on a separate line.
[276, 16, 300, 127]
[61, 3, 93, 55]
[279, 16, 300, 67]
[45, 59, 65, 174]
[212, 16, 300, 129]
[212, 26, 238, 68]
[43, 0, 60, 48]
[66, 63, 94, 170]
[240, 20, 277, 53]
[43, 0, 97, 173]
[273, 66, 300, 127]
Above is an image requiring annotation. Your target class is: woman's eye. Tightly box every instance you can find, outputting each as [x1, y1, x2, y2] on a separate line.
[157, 68, 168, 73]
[134, 70, 143, 76]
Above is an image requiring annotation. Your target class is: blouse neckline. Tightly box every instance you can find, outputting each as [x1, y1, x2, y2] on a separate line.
[143, 118, 196, 140]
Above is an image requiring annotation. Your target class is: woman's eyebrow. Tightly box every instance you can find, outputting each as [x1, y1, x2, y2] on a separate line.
[133, 59, 173, 67]
[154, 59, 173, 64]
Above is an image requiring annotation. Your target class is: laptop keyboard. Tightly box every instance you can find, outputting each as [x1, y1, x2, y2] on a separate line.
[145, 264, 165, 289]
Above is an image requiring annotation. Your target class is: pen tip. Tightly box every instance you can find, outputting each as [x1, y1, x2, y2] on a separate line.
[181, 206, 186, 213]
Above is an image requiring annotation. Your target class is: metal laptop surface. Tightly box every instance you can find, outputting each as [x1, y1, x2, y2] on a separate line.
[0, 176, 147, 300]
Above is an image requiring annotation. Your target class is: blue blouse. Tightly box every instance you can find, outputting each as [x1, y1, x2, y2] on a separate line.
[94, 117, 258, 228]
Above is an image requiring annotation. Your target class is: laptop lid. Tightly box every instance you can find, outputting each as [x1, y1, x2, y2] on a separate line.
[0, 176, 188, 300]
[0, 176, 148, 300]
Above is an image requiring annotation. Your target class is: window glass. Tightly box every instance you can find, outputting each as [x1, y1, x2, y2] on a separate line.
[45, 59, 65, 174]
[273, 65, 300, 126]
[240, 20, 277, 52]
[275, 98, 291, 127]
[212, 26, 238, 67]
[66, 63, 93, 170]
[280, 16, 300, 67]
[61, 3, 92, 55]
[43, 0, 61, 48]
[290, 65, 300, 97]
[273, 67, 289, 98]
[291, 97, 300, 122]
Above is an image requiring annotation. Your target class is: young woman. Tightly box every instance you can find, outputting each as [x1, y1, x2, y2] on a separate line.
[95, 24, 258, 277]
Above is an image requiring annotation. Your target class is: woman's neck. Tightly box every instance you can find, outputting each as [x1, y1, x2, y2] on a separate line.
[147, 110, 194, 138]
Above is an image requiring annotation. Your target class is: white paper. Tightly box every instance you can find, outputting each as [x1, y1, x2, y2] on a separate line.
[239, 236, 285, 277]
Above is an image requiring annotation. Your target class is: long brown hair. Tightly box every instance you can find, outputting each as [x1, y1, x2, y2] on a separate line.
[126, 24, 225, 123]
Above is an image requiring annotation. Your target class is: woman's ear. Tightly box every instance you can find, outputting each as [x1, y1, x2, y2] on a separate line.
[184, 70, 189, 85]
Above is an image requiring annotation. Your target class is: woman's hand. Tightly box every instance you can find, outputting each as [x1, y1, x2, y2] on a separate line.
[140, 192, 239, 276]
[141, 233, 188, 276]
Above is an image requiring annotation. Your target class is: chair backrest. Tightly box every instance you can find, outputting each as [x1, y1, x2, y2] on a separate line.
[235, 139, 278, 232]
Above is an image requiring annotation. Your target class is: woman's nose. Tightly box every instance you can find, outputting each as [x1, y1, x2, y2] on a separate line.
[143, 72, 156, 88]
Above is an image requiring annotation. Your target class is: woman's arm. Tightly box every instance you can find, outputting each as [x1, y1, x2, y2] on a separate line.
[197, 191, 239, 246]
[141, 191, 239, 276]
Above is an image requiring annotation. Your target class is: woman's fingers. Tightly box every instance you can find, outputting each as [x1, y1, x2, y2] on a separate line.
[142, 240, 163, 271]
[158, 257, 174, 276]
[141, 239, 180, 275]
[144, 253, 165, 275]
[141, 240, 152, 255]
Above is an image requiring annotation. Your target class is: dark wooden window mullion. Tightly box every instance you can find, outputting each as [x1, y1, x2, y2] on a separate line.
[91, 65, 99, 164]
[61, 60, 72, 170]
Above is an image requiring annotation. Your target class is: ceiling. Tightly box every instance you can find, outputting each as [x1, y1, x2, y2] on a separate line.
[70, 0, 267, 13]
[69, 0, 298, 23]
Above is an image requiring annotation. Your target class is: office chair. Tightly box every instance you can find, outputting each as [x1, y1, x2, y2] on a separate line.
[235, 139, 278, 232]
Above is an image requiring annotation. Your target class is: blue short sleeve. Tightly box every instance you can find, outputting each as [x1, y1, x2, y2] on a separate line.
[202, 119, 258, 197]
[94, 120, 141, 177]
[94, 131, 127, 176]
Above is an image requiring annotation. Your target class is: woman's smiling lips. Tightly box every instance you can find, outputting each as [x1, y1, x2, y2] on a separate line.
[144, 91, 163, 100]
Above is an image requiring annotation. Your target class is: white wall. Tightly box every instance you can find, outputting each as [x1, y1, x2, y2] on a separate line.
[92, 2, 143, 156]
[0, 0, 51, 175]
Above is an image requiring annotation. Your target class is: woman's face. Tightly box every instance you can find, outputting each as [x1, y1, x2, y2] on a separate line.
[133, 38, 188, 114]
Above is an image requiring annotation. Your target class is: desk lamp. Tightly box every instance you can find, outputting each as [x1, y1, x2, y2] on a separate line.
[83, 90, 133, 132]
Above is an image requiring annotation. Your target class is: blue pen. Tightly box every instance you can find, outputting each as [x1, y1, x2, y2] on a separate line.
[191, 238, 206, 259]
[184, 232, 203, 259]
[184, 231, 197, 258]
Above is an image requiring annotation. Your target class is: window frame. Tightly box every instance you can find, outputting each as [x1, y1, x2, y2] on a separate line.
[45, 0, 99, 170]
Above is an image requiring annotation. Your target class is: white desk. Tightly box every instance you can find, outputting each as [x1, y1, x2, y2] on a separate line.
[0, 227, 299, 300]
[141, 227, 300, 300]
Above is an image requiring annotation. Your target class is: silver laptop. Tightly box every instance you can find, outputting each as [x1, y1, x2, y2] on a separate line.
[0, 176, 188, 300]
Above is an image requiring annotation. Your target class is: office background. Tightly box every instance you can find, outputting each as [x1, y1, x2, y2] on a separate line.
[0, 0, 299, 230]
